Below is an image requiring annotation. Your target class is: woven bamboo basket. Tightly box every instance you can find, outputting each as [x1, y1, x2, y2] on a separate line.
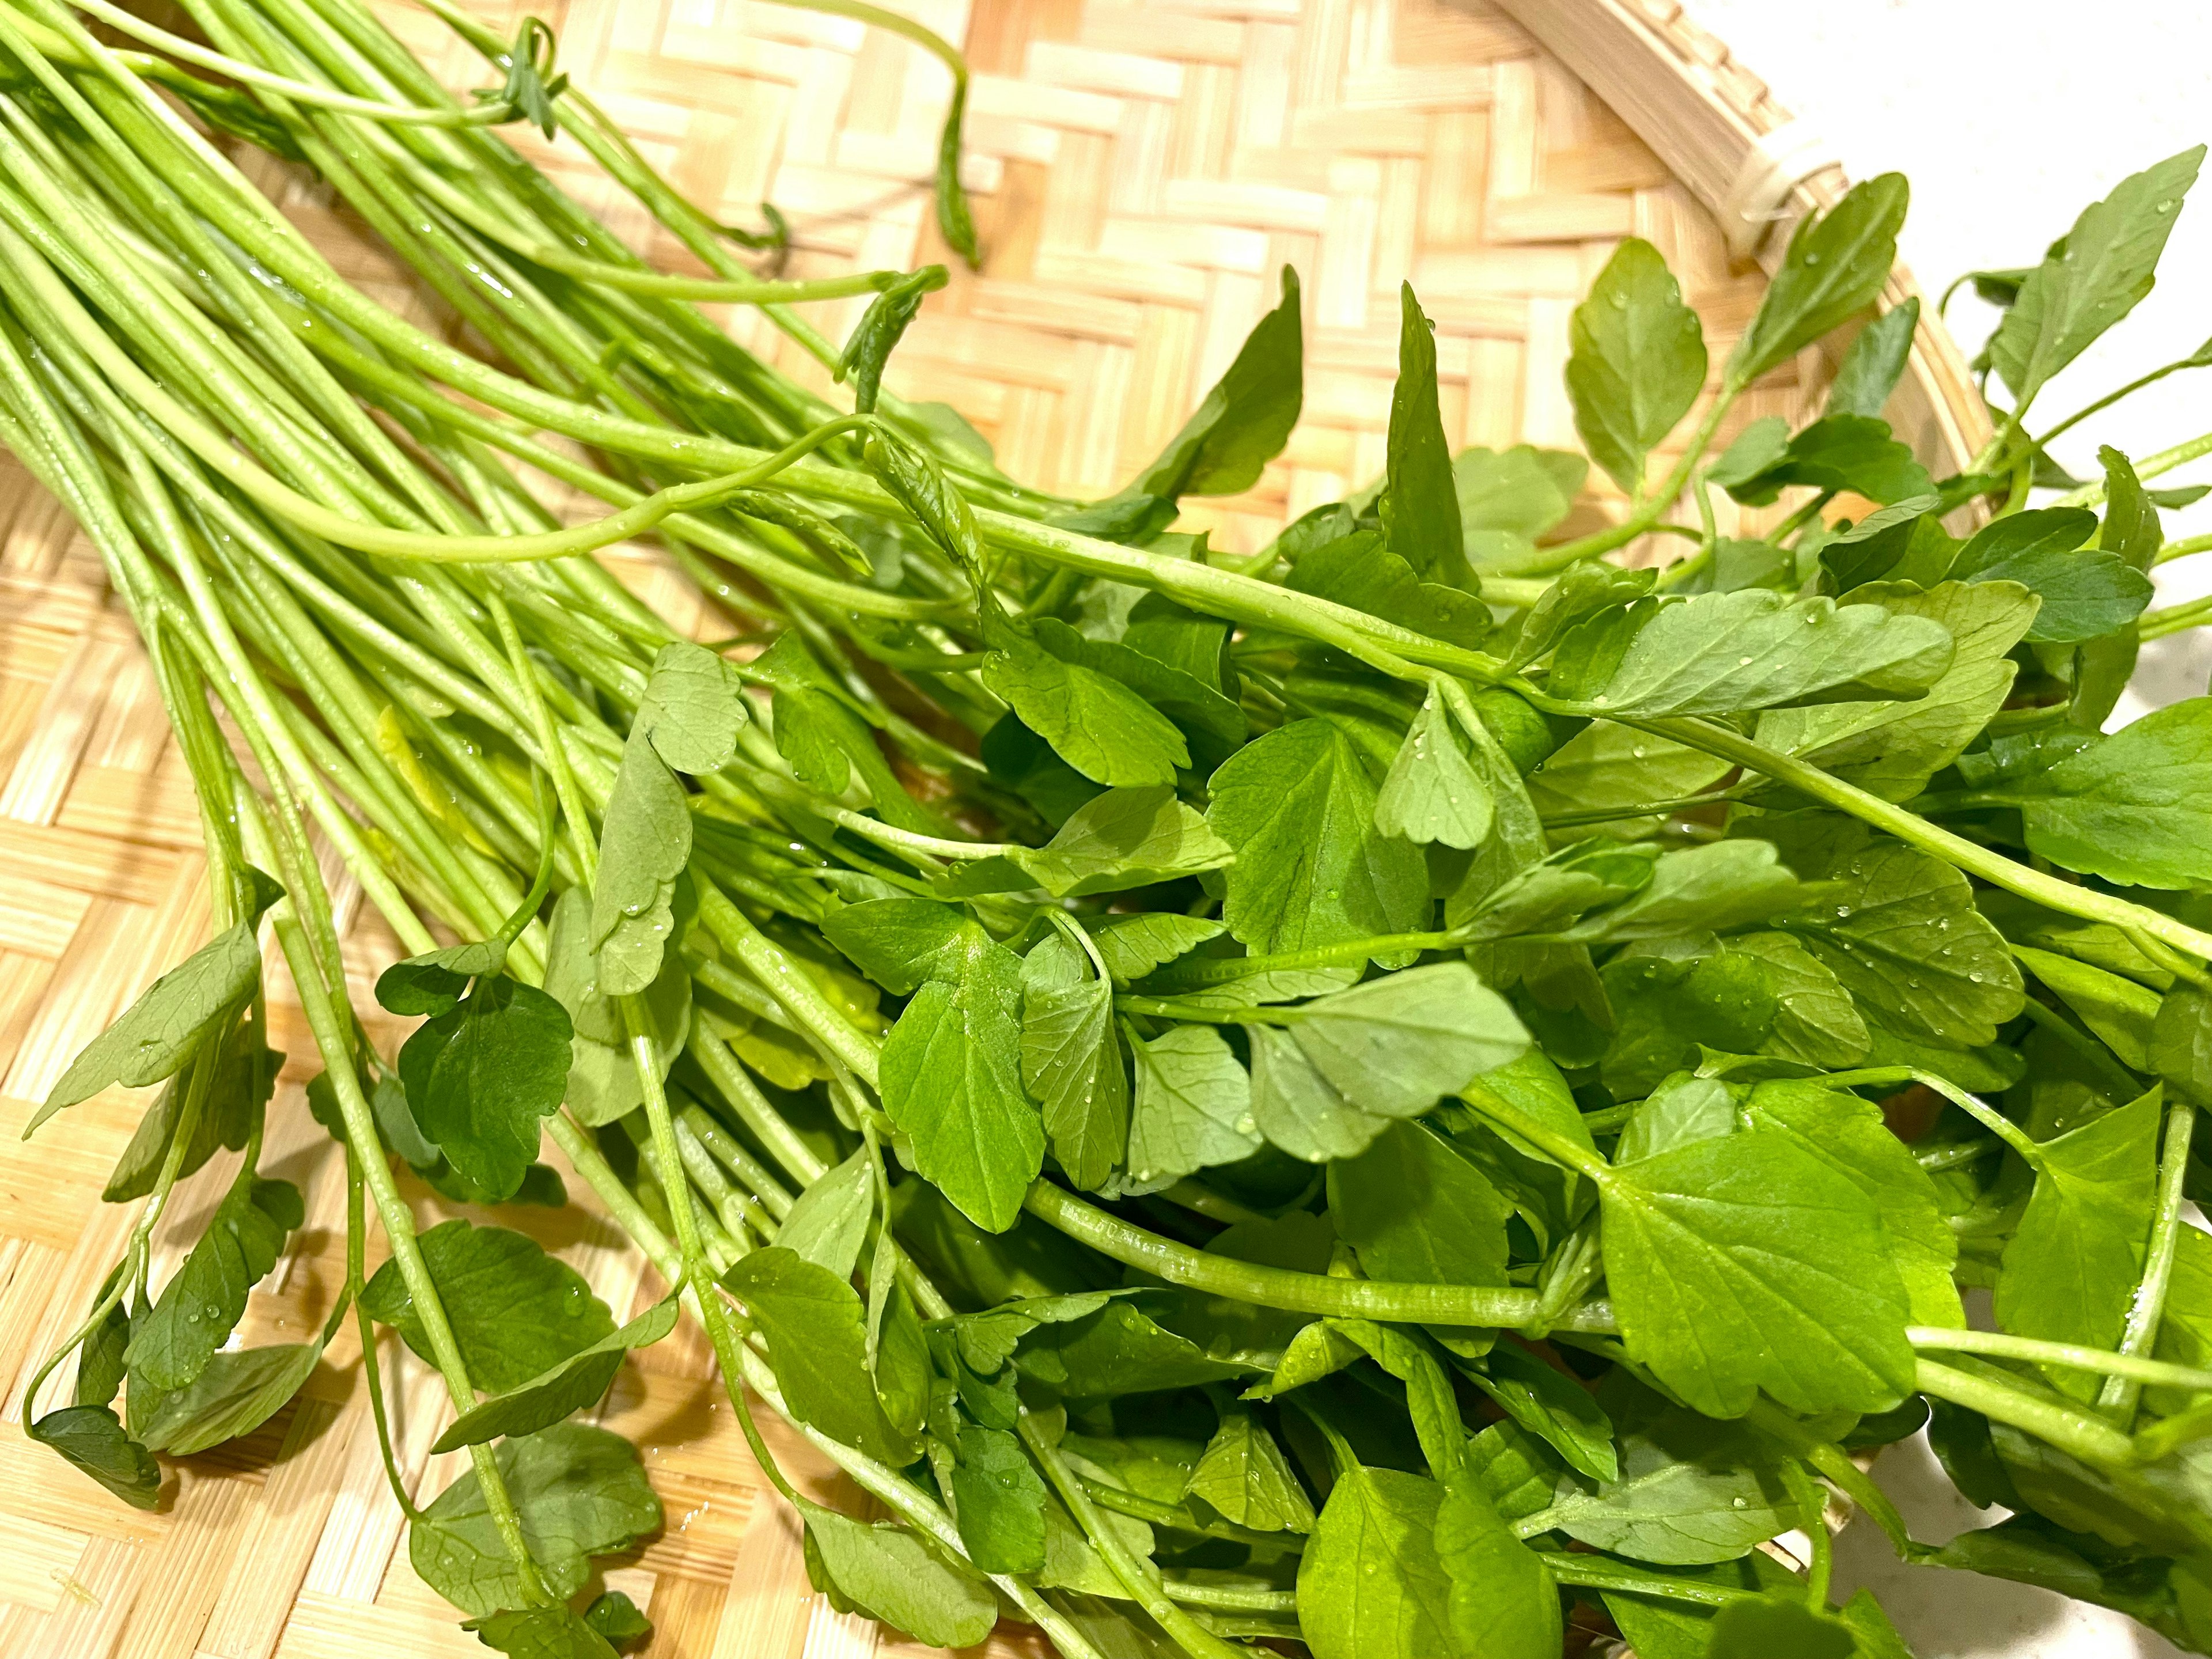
[0, 0, 1993, 1654]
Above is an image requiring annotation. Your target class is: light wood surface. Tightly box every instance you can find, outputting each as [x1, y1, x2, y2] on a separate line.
[0, 0, 1986, 1653]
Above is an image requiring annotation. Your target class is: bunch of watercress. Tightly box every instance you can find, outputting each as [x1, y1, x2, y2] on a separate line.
[8, 0, 2212, 1652]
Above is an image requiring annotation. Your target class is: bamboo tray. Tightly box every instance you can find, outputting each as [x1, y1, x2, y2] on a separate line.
[0, 0, 1990, 1654]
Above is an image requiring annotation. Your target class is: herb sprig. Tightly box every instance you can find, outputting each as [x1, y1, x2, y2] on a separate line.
[8, 2, 2212, 1654]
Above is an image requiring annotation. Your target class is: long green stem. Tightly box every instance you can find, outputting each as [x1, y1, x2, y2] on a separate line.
[2100, 1100, 2198, 1421]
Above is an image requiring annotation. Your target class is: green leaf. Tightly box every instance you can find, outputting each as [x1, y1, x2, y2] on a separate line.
[980, 610, 1188, 787]
[1597, 1128, 1915, 1417]
[28, 1406, 161, 1510]
[1247, 1021, 1393, 1162]
[1207, 718, 1429, 955]
[2153, 984, 2212, 1106]
[1757, 578, 2040, 801]
[1005, 786, 1234, 897]
[134, 1340, 322, 1456]
[1285, 529, 1491, 649]
[1997, 1086, 2161, 1353]
[1991, 147, 2205, 408]
[1706, 1597, 1856, 1659]
[543, 886, 690, 1128]
[1123, 1022, 1259, 1192]
[1769, 825, 2024, 1047]
[34, 914, 266, 1130]
[1618, 1074, 1736, 1164]
[104, 1018, 278, 1201]
[1186, 1404, 1314, 1532]
[410, 1424, 660, 1616]
[1598, 1554, 1800, 1657]
[1456, 445, 1584, 547]
[1537, 1399, 1810, 1564]
[376, 938, 506, 1019]
[362, 1220, 615, 1393]
[1375, 685, 1493, 849]
[821, 897, 975, 994]
[1721, 932, 1869, 1069]
[589, 729, 690, 996]
[397, 976, 573, 1202]
[799, 1498, 997, 1649]
[1952, 509, 2151, 643]
[1460, 1342, 1618, 1484]
[1285, 963, 1528, 1118]
[1123, 265, 1302, 502]
[2015, 945, 2161, 1070]
[1825, 298, 1920, 419]
[1381, 285, 1468, 586]
[1091, 912, 1228, 983]
[1435, 1472, 1562, 1659]
[127, 1171, 300, 1392]
[1330, 1116, 1512, 1291]
[1011, 1297, 1249, 1397]
[879, 925, 1041, 1233]
[1509, 562, 1656, 673]
[1020, 933, 1128, 1191]
[1567, 589, 1955, 718]
[837, 265, 948, 414]
[778, 1149, 876, 1279]
[634, 640, 749, 774]
[1297, 1466, 1457, 1659]
[1566, 237, 1706, 495]
[1550, 840, 1806, 943]
[1740, 1078, 1960, 1326]
[1025, 616, 1248, 770]
[950, 1422, 1047, 1573]
[1526, 719, 1730, 832]
[431, 1299, 679, 1454]
[1725, 414, 1935, 508]
[463, 1607, 619, 1659]
[582, 1590, 651, 1649]
[864, 427, 983, 571]
[1990, 699, 2212, 888]
[724, 1246, 916, 1464]
[1728, 175, 1909, 388]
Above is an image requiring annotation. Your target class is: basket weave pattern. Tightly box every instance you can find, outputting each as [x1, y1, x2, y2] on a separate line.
[0, 1, 1956, 1654]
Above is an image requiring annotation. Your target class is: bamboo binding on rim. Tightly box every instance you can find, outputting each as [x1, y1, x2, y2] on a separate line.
[0, 0, 1987, 1654]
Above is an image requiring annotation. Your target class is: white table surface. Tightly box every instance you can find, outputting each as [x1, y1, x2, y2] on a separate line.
[1661, 7, 2209, 1654]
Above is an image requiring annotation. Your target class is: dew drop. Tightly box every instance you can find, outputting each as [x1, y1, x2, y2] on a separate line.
[1969, 972, 1984, 983]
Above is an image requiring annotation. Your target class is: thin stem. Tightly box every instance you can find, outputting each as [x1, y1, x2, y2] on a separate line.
[2099, 1100, 2198, 1421]
[2056, 428, 2212, 507]
[1913, 1357, 2136, 1468]
[1521, 396, 1734, 571]
[1822, 1066, 2044, 1168]
[2153, 531, 2212, 566]
[1023, 1179, 1612, 1331]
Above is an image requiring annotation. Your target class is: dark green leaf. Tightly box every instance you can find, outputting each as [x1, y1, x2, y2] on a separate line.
[980, 611, 1189, 787]
[410, 1424, 660, 1615]
[362, 1220, 615, 1393]
[1020, 933, 1128, 1191]
[950, 1423, 1047, 1572]
[1012, 1298, 1248, 1397]
[878, 925, 1041, 1233]
[463, 1607, 618, 1659]
[1090, 912, 1228, 983]
[134, 1339, 322, 1456]
[432, 1299, 679, 1454]
[1706, 1597, 1855, 1659]
[397, 976, 573, 1202]
[1566, 237, 1705, 495]
[1285, 529, 1490, 649]
[1207, 718, 1428, 955]
[778, 1149, 876, 1279]
[1122, 266, 1302, 502]
[1950, 509, 2152, 643]
[28, 1405, 161, 1510]
[583, 1590, 652, 1649]
[1003, 786, 1234, 897]
[2015, 945, 2160, 1070]
[1536, 1400, 1810, 1564]
[34, 915, 266, 1130]
[838, 266, 948, 414]
[1825, 298, 1920, 419]
[127, 1172, 300, 1392]
[104, 1019, 278, 1200]
[377, 939, 506, 1018]
[1331, 1117, 1512, 1291]
[1461, 1342, 1617, 1484]
[1728, 176, 1909, 388]
[1381, 285, 1468, 586]
[724, 1247, 917, 1464]
[1991, 147, 2205, 407]
[1712, 414, 1933, 507]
